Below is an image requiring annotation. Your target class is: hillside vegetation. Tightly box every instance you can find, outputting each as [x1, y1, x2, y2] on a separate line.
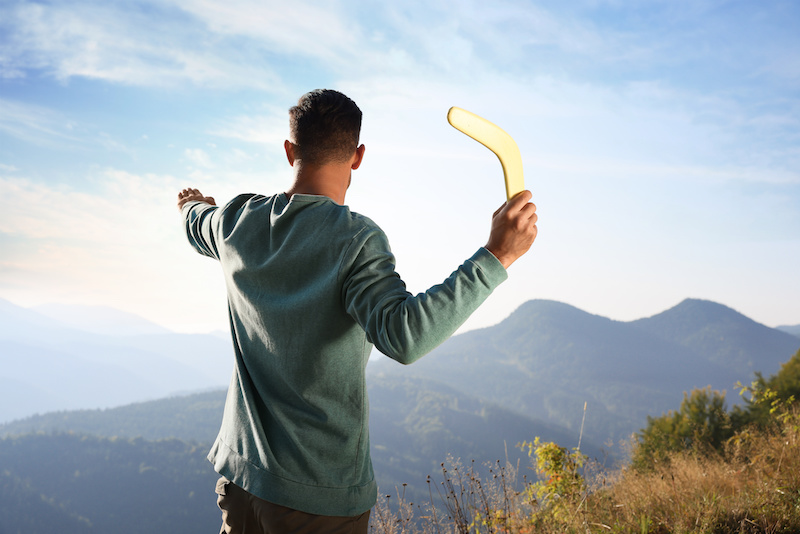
[0, 433, 220, 534]
[1, 375, 603, 513]
[371, 348, 800, 533]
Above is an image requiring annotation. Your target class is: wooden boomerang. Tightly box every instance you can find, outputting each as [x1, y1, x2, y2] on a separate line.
[447, 107, 524, 201]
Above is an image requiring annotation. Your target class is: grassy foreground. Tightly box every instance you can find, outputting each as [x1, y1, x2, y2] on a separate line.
[369, 407, 800, 533]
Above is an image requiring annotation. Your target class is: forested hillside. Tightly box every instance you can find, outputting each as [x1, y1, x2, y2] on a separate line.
[1, 374, 602, 512]
[0, 433, 220, 534]
[0, 389, 227, 442]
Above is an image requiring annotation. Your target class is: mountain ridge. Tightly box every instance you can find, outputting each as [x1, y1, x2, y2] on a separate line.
[2, 296, 797, 448]
[32, 302, 172, 336]
[631, 298, 800, 377]
[371, 297, 799, 445]
[0, 299, 235, 421]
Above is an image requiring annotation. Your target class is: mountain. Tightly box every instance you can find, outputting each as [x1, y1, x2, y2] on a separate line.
[370, 299, 799, 446]
[3, 296, 796, 452]
[0, 389, 227, 442]
[0, 433, 220, 534]
[631, 299, 800, 379]
[778, 324, 800, 338]
[0, 299, 233, 423]
[32, 303, 172, 336]
[0, 298, 72, 338]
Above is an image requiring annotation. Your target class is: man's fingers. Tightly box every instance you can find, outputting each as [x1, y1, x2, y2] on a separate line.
[507, 190, 533, 210]
[178, 188, 204, 198]
[494, 191, 535, 221]
[520, 201, 538, 222]
[177, 187, 215, 210]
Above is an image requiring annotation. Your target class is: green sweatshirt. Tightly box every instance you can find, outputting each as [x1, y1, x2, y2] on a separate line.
[182, 192, 507, 516]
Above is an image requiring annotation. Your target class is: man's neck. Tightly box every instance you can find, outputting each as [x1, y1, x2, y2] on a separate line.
[285, 161, 351, 205]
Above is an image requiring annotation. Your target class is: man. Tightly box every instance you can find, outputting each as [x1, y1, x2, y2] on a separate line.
[177, 89, 538, 533]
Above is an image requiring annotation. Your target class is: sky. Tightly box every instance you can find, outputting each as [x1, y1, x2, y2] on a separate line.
[0, 0, 798, 334]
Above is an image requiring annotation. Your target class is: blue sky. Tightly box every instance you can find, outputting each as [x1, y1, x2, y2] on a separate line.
[1, 0, 798, 333]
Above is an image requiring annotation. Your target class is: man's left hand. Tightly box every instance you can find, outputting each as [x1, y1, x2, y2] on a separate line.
[177, 188, 216, 210]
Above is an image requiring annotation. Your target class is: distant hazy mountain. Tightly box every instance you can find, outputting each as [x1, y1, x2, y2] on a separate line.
[3, 296, 797, 451]
[371, 298, 800, 446]
[0, 299, 233, 423]
[33, 303, 172, 336]
[631, 299, 800, 378]
[778, 324, 800, 338]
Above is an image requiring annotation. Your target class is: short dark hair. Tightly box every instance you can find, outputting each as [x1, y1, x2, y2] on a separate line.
[288, 89, 362, 165]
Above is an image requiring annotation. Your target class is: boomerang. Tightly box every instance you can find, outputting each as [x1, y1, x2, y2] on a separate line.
[447, 107, 524, 201]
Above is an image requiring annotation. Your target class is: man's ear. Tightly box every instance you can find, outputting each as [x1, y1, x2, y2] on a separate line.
[351, 144, 366, 170]
[284, 140, 296, 166]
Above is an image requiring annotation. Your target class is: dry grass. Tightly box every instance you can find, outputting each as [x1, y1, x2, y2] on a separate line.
[370, 456, 537, 534]
[574, 413, 800, 534]
[370, 414, 800, 534]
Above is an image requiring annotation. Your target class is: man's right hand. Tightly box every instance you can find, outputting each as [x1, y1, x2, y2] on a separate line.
[484, 190, 538, 269]
[177, 188, 216, 211]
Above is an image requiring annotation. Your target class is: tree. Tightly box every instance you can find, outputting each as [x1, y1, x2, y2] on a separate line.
[633, 387, 732, 470]
[732, 347, 800, 429]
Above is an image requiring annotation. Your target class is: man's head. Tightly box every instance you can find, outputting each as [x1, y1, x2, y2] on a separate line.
[288, 89, 362, 165]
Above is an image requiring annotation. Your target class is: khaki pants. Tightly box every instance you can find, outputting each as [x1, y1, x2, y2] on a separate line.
[215, 477, 371, 534]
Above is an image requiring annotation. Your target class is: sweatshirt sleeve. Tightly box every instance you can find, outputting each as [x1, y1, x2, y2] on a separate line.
[341, 228, 508, 365]
[181, 200, 222, 260]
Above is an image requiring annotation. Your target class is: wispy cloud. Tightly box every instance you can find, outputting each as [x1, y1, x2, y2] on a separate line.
[0, 0, 632, 88]
[0, 97, 139, 159]
[3, 0, 798, 97]
[0, 97, 81, 147]
[0, 1, 283, 88]
[3, 0, 796, 188]
[170, 0, 360, 65]
[183, 148, 214, 169]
